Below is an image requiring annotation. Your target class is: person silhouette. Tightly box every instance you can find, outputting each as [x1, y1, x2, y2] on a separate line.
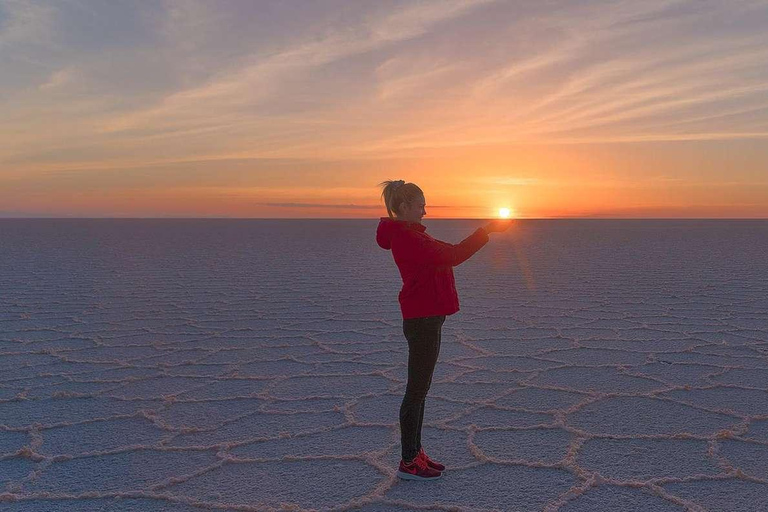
[375, 179, 511, 480]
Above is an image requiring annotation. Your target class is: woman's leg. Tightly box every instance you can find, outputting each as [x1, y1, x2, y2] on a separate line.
[400, 315, 444, 462]
[415, 401, 426, 453]
[415, 315, 445, 452]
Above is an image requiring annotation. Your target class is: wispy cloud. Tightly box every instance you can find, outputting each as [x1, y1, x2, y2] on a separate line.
[376, 57, 459, 101]
[262, 203, 379, 210]
[476, 177, 542, 186]
[262, 202, 452, 210]
[39, 67, 74, 90]
[103, 0, 497, 134]
[0, 0, 55, 49]
[472, 174, 688, 188]
[1, 0, 767, 217]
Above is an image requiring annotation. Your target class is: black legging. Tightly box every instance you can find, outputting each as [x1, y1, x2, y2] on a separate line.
[399, 314, 446, 462]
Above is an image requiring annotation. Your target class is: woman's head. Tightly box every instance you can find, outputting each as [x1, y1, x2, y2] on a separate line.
[378, 180, 426, 223]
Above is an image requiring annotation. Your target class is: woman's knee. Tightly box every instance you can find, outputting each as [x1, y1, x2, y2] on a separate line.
[402, 387, 429, 403]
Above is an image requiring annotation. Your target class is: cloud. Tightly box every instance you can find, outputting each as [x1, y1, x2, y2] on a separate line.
[39, 67, 74, 90]
[103, 0, 497, 133]
[478, 177, 542, 186]
[0, 0, 55, 48]
[544, 131, 768, 144]
[371, 0, 497, 42]
[262, 202, 380, 210]
[0, 211, 61, 218]
[376, 57, 458, 101]
[262, 202, 452, 209]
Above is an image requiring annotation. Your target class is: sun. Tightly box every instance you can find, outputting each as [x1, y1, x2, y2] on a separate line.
[498, 207, 513, 218]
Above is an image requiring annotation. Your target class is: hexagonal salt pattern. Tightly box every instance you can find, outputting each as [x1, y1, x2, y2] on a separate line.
[2, 219, 767, 510]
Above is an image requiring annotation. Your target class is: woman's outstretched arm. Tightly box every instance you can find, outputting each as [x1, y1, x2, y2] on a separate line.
[413, 228, 489, 267]
[395, 220, 511, 267]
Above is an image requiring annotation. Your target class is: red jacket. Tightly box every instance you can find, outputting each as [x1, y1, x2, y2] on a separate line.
[376, 217, 490, 319]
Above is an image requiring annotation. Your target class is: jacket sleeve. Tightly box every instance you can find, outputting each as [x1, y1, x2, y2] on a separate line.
[403, 228, 490, 267]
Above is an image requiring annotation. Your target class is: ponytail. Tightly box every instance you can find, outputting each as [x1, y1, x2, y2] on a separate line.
[378, 180, 424, 219]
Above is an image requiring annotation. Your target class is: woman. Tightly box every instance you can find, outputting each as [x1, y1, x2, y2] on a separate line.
[376, 179, 511, 481]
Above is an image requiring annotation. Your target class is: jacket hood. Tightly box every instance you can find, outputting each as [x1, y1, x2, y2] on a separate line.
[376, 216, 426, 250]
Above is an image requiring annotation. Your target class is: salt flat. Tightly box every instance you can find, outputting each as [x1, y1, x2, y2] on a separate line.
[1, 219, 767, 511]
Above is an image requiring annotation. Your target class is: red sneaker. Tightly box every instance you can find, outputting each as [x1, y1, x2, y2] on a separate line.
[396, 455, 442, 481]
[417, 447, 445, 472]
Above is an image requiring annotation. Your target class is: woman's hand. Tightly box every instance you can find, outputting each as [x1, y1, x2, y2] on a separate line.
[483, 219, 512, 233]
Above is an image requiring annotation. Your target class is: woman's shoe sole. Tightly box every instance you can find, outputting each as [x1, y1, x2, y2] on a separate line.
[396, 470, 442, 481]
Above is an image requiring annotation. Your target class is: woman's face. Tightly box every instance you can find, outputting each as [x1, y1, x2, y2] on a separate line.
[399, 195, 427, 223]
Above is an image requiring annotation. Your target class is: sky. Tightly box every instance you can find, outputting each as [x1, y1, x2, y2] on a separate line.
[1, 0, 767, 219]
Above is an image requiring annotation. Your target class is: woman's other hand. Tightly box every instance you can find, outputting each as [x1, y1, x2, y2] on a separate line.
[483, 219, 513, 233]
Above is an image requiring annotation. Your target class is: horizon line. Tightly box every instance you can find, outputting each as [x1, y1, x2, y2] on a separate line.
[1, 217, 766, 221]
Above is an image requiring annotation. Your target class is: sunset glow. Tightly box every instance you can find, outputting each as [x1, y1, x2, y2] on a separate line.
[1, 1, 767, 218]
[499, 208, 512, 219]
